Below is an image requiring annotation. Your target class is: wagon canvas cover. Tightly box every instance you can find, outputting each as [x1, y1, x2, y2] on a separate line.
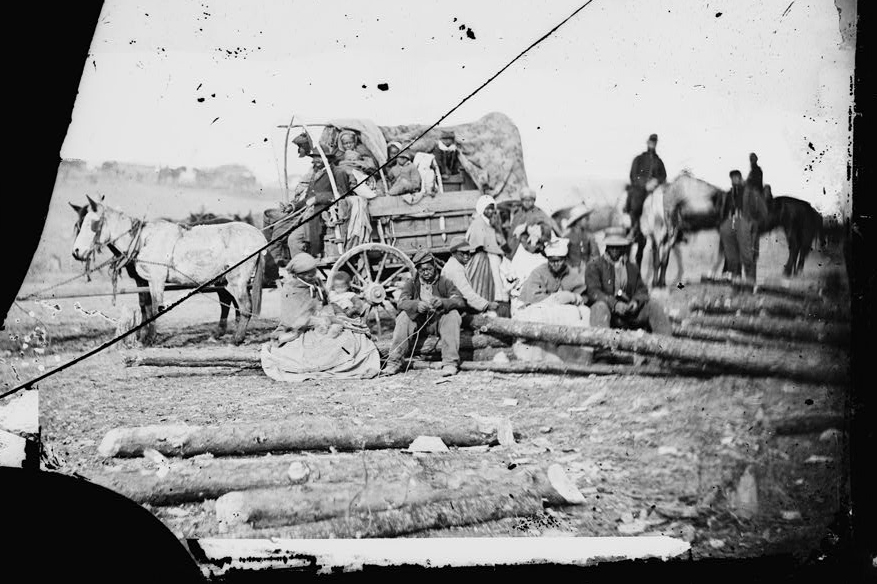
[379, 112, 528, 204]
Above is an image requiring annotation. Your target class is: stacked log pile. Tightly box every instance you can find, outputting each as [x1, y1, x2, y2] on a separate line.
[89, 417, 587, 538]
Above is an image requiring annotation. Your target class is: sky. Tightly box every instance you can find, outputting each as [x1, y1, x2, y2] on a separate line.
[60, 0, 855, 215]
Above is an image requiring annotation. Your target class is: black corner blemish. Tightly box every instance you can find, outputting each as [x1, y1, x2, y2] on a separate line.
[211, 93, 216, 98]
[466, 27, 476, 40]
[677, 282, 685, 289]
[251, 99, 256, 104]
[211, 117, 220, 125]
[808, 142, 816, 151]
[715, 12, 722, 17]
[361, 84, 367, 89]
[377, 83, 389, 91]
[263, 138, 268, 142]
[458, 24, 466, 31]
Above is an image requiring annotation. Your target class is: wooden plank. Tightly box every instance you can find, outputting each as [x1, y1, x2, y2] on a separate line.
[368, 191, 480, 218]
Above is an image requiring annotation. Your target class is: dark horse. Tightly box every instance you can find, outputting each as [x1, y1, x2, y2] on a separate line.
[70, 202, 275, 343]
[761, 194, 824, 277]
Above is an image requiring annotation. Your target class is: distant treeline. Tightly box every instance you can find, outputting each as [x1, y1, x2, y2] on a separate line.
[57, 159, 260, 191]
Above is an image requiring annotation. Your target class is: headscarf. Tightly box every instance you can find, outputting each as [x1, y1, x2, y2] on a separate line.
[387, 141, 403, 151]
[287, 253, 318, 274]
[475, 194, 496, 227]
[337, 130, 358, 151]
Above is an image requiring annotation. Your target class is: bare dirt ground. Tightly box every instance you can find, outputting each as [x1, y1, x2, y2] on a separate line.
[3, 227, 851, 563]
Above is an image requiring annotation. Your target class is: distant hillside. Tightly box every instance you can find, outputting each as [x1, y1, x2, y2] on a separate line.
[529, 175, 628, 215]
[58, 159, 266, 193]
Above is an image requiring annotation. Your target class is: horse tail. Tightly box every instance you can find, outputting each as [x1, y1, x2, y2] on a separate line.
[250, 250, 265, 317]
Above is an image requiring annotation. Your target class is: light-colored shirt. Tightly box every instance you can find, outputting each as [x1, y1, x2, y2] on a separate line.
[518, 263, 586, 306]
[419, 277, 435, 303]
[441, 256, 490, 312]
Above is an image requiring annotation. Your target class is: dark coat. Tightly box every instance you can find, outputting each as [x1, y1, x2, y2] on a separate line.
[430, 145, 461, 177]
[746, 163, 763, 190]
[720, 184, 769, 226]
[567, 226, 601, 269]
[397, 274, 466, 321]
[629, 151, 667, 188]
[585, 256, 650, 310]
[308, 165, 354, 205]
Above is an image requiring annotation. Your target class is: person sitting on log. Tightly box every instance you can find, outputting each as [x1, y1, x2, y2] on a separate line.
[430, 129, 461, 179]
[387, 150, 422, 196]
[382, 250, 467, 378]
[585, 227, 671, 335]
[260, 253, 380, 382]
[518, 237, 589, 317]
[441, 236, 500, 315]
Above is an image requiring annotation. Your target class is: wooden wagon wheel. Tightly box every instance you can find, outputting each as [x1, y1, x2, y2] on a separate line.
[326, 243, 416, 338]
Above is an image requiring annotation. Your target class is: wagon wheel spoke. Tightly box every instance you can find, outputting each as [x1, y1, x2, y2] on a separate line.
[360, 251, 373, 282]
[380, 266, 410, 288]
[350, 281, 364, 292]
[342, 259, 368, 286]
[374, 253, 389, 284]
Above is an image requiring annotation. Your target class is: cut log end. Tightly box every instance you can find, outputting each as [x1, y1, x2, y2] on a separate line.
[215, 491, 249, 525]
[97, 429, 125, 458]
[546, 464, 586, 505]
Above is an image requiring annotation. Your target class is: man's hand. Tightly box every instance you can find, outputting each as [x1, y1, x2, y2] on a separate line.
[416, 300, 431, 313]
[613, 301, 630, 315]
[429, 298, 444, 312]
[627, 300, 639, 315]
[486, 301, 500, 312]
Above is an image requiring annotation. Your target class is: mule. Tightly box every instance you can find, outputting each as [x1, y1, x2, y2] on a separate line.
[71, 195, 266, 345]
[640, 173, 730, 288]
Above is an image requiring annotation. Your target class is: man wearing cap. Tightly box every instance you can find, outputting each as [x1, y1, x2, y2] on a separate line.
[585, 227, 671, 335]
[441, 236, 500, 314]
[387, 150, 422, 196]
[431, 129, 461, 179]
[565, 203, 601, 272]
[627, 134, 667, 266]
[506, 187, 560, 258]
[518, 238, 587, 309]
[383, 250, 467, 377]
[718, 169, 768, 282]
[261, 132, 316, 268]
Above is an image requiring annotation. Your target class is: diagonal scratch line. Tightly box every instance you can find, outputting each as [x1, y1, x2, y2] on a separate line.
[781, 1, 794, 18]
[2, 0, 599, 399]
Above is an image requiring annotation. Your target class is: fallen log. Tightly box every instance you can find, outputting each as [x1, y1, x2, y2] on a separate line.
[86, 451, 520, 506]
[699, 276, 825, 302]
[215, 463, 583, 529]
[688, 295, 850, 322]
[672, 324, 821, 353]
[411, 360, 721, 378]
[98, 416, 517, 458]
[235, 490, 545, 539]
[679, 314, 850, 347]
[469, 316, 847, 384]
[771, 413, 845, 436]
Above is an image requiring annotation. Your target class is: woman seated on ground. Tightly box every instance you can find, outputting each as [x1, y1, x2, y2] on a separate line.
[260, 253, 380, 382]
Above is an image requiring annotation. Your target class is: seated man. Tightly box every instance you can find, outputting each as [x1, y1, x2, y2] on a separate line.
[514, 237, 591, 363]
[382, 250, 466, 377]
[261, 132, 315, 267]
[387, 150, 422, 196]
[585, 227, 671, 335]
[431, 129, 461, 178]
[441, 236, 500, 314]
[518, 237, 588, 314]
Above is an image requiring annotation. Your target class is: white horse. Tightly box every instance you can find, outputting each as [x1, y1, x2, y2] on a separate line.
[71, 195, 266, 345]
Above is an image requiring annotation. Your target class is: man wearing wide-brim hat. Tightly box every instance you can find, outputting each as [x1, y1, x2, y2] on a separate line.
[584, 227, 671, 335]
[382, 249, 467, 377]
[440, 236, 500, 314]
[506, 187, 561, 259]
[564, 202, 601, 272]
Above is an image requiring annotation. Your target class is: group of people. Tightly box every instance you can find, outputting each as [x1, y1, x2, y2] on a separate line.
[262, 128, 464, 268]
[259, 129, 770, 382]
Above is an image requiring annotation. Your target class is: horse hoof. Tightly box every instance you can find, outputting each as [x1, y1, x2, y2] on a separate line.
[212, 328, 227, 339]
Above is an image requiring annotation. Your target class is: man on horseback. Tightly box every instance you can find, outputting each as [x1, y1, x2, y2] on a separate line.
[746, 152, 763, 190]
[627, 133, 667, 266]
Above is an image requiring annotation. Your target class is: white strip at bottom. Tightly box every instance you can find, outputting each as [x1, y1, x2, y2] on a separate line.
[194, 536, 690, 577]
